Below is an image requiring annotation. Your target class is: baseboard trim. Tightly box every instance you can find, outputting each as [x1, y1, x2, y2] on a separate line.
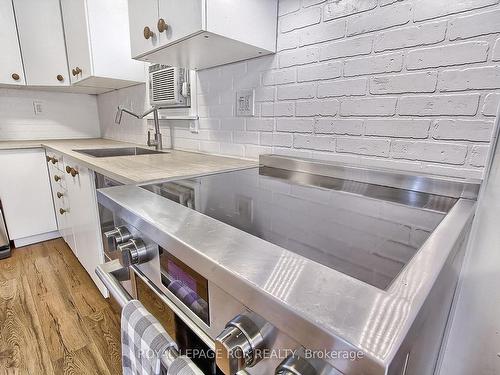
[14, 230, 61, 248]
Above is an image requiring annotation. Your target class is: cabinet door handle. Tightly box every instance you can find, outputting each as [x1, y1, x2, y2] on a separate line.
[57, 74, 64, 82]
[54, 175, 61, 182]
[59, 208, 67, 215]
[66, 166, 72, 174]
[51, 158, 58, 164]
[157, 18, 168, 33]
[11, 73, 20, 81]
[46, 155, 52, 163]
[143, 26, 154, 39]
[70, 168, 79, 177]
[72, 67, 82, 76]
[57, 192, 63, 198]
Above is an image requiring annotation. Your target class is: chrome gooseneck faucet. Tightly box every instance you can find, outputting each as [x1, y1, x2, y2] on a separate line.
[114, 105, 165, 151]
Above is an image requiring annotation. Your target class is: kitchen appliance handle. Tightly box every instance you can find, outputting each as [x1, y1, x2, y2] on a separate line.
[96, 260, 204, 374]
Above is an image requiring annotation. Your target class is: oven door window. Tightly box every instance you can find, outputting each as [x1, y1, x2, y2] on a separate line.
[159, 248, 209, 325]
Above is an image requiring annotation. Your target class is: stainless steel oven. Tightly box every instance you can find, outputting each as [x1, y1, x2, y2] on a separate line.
[96, 155, 479, 375]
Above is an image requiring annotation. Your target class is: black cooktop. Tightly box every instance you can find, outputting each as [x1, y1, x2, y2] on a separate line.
[141, 167, 456, 290]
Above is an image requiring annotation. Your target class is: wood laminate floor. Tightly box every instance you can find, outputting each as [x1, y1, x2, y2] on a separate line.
[0, 238, 122, 375]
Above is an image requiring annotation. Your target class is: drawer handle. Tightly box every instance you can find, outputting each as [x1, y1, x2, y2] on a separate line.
[66, 166, 79, 177]
[143, 26, 154, 39]
[57, 192, 63, 199]
[54, 175, 61, 182]
[157, 18, 168, 33]
[59, 208, 67, 215]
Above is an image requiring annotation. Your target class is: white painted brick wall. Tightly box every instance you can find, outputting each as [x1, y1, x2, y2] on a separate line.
[318, 78, 367, 97]
[346, 3, 412, 36]
[448, 9, 500, 40]
[483, 93, 500, 116]
[406, 42, 489, 70]
[370, 72, 437, 94]
[365, 119, 430, 138]
[438, 66, 500, 91]
[373, 22, 447, 52]
[413, 0, 499, 22]
[391, 141, 468, 165]
[344, 52, 404, 76]
[398, 94, 480, 116]
[98, 0, 500, 180]
[494, 38, 500, 61]
[432, 120, 494, 142]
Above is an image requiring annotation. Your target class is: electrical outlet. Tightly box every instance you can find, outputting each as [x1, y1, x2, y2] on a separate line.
[236, 89, 255, 117]
[190, 119, 199, 134]
[33, 101, 43, 115]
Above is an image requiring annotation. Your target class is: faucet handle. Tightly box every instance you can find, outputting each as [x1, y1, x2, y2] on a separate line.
[147, 129, 153, 146]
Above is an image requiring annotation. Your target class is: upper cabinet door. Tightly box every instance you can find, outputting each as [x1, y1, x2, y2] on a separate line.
[157, 0, 203, 47]
[13, 0, 69, 86]
[128, 0, 159, 58]
[60, 0, 92, 84]
[0, 0, 25, 85]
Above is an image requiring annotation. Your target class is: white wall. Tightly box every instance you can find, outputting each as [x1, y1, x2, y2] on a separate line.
[438, 106, 500, 375]
[99, 0, 500, 180]
[97, 84, 148, 143]
[0, 88, 100, 140]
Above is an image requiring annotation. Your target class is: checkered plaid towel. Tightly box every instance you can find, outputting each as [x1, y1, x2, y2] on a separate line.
[167, 356, 204, 375]
[122, 300, 178, 375]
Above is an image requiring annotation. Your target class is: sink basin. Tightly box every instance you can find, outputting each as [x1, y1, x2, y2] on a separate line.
[73, 147, 166, 158]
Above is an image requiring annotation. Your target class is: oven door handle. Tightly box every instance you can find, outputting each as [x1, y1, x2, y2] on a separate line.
[96, 260, 205, 374]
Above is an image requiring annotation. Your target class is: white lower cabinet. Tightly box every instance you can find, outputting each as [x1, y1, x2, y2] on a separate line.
[0, 148, 58, 246]
[46, 152, 106, 296]
[63, 157, 107, 296]
[48, 162, 76, 254]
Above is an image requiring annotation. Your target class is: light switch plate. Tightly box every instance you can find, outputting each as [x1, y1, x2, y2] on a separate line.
[236, 89, 255, 117]
[33, 101, 43, 115]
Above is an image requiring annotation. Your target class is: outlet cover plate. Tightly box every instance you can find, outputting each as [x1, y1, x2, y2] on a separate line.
[236, 89, 255, 117]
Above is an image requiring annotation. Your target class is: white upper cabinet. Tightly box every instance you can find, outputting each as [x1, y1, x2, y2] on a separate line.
[128, 0, 278, 70]
[157, 0, 203, 47]
[0, 0, 25, 85]
[128, 0, 160, 58]
[60, 0, 92, 84]
[60, 0, 144, 90]
[13, 0, 70, 86]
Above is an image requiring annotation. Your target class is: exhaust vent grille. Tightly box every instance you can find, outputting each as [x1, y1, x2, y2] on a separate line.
[151, 68, 176, 102]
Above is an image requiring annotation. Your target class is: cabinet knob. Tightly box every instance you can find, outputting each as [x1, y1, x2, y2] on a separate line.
[72, 67, 82, 76]
[143, 26, 154, 39]
[46, 155, 52, 163]
[51, 158, 58, 164]
[157, 18, 168, 33]
[11, 73, 20, 81]
[54, 175, 61, 182]
[57, 74, 64, 82]
[59, 208, 67, 215]
[57, 192, 63, 198]
[66, 165, 72, 174]
[70, 168, 79, 177]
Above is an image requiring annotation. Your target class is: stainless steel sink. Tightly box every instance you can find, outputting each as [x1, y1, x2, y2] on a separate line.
[73, 147, 166, 158]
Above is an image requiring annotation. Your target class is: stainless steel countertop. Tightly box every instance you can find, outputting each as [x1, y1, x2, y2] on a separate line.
[98, 181, 476, 374]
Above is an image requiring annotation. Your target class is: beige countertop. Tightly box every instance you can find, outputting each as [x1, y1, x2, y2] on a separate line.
[0, 138, 257, 184]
